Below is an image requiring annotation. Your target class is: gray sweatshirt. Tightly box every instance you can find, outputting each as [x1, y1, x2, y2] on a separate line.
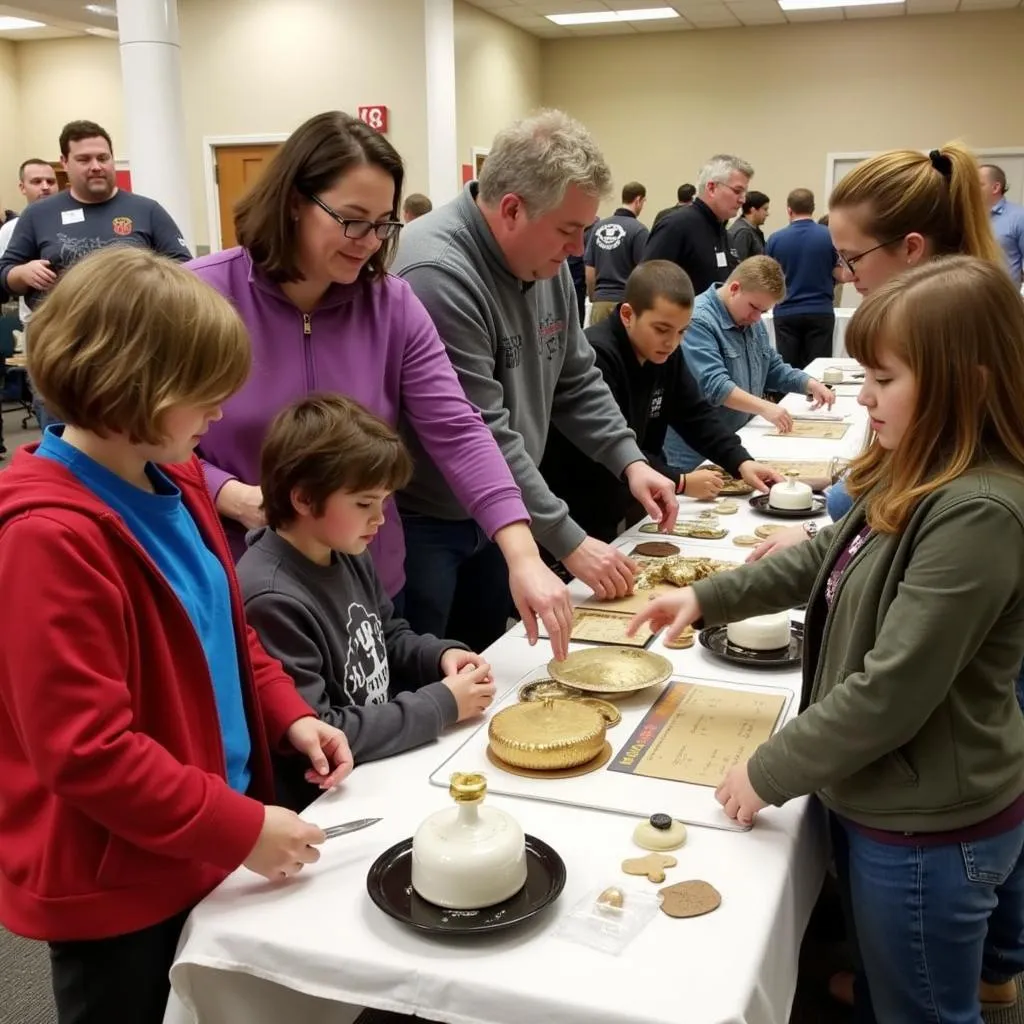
[237, 528, 461, 765]
[390, 183, 645, 560]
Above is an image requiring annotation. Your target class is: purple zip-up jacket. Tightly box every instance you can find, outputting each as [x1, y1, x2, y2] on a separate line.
[188, 247, 528, 597]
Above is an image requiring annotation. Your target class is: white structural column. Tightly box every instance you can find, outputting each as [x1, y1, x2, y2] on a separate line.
[423, 0, 459, 205]
[116, 0, 193, 247]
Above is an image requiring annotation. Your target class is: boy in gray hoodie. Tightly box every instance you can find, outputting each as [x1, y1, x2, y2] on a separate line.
[237, 394, 495, 779]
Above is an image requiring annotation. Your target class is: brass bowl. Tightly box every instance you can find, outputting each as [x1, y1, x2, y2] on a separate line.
[547, 647, 673, 695]
[488, 698, 606, 770]
[517, 679, 582, 703]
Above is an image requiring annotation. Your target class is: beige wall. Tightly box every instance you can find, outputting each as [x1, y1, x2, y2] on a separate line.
[179, 0, 429, 247]
[9, 0, 430, 248]
[541, 10, 1024, 223]
[454, 0, 542, 175]
[0, 40, 20, 205]
[15, 37, 123, 172]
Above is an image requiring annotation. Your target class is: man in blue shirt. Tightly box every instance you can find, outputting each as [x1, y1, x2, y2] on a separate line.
[765, 189, 841, 369]
[980, 164, 1024, 287]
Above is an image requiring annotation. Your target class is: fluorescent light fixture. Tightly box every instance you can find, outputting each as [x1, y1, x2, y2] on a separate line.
[778, 0, 903, 9]
[0, 16, 45, 29]
[84, 4, 117, 15]
[546, 7, 680, 26]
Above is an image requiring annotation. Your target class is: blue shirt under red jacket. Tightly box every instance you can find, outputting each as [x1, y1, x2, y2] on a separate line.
[0, 446, 314, 942]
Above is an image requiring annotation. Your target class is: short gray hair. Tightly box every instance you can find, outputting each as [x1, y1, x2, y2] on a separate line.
[478, 109, 613, 216]
[697, 154, 754, 193]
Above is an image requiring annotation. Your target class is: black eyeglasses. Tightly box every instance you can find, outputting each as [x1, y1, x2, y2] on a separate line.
[835, 236, 906, 275]
[306, 193, 403, 241]
[715, 182, 747, 200]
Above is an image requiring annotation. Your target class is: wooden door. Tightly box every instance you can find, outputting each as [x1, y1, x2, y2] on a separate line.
[214, 144, 280, 249]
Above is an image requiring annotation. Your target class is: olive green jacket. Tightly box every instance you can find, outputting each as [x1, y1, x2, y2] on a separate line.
[692, 466, 1024, 832]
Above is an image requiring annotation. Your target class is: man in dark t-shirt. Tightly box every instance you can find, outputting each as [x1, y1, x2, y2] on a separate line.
[0, 119, 191, 312]
[584, 181, 648, 325]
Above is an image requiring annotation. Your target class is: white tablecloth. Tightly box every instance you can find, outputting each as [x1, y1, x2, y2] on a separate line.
[166, 361, 866, 1024]
[764, 309, 854, 359]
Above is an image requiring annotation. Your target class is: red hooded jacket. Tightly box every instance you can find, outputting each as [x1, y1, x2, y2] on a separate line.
[0, 447, 315, 941]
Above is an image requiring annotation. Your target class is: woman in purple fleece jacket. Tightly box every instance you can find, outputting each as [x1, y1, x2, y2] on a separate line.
[189, 112, 572, 659]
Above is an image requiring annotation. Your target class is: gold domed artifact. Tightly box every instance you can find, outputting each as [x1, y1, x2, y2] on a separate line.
[488, 698, 606, 770]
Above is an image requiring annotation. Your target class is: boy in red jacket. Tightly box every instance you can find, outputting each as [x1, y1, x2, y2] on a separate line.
[0, 246, 354, 1024]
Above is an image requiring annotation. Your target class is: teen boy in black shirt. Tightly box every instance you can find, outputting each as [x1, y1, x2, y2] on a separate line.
[540, 261, 781, 541]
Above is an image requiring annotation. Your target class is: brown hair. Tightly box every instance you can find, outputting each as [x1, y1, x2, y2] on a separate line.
[260, 394, 413, 530]
[980, 164, 1008, 195]
[625, 260, 695, 315]
[787, 188, 815, 216]
[19, 158, 53, 180]
[622, 181, 646, 204]
[741, 191, 770, 215]
[234, 111, 405, 284]
[846, 256, 1024, 532]
[28, 247, 250, 444]
[829, 142, 1002, 265]
[59, 120, 112, 158]
[727, 255, 786, 300]
[402, 192, 432, 219]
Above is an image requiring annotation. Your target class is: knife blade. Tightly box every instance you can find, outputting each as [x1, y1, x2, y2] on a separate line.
[322, 817, 382, 840]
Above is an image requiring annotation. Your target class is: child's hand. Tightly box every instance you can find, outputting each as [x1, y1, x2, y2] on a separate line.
[285, 717, 354, 790]
[683, 468, 725, 501]
[627, 586, 702, 642]
[243, 805, 326, 881]
[442, 663, 495, 722]
[439, 648, 491, 680]
[715, 761, 768, 827]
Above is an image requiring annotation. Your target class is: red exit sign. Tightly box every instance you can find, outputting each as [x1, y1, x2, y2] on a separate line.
[357, 105, 388, 133]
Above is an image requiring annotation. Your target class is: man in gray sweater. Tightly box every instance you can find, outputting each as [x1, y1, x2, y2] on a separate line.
[392, 110, 678, 649]
[237, 395, 494, 801]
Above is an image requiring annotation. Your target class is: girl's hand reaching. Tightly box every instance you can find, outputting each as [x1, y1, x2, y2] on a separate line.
[627, 587, 702, 642]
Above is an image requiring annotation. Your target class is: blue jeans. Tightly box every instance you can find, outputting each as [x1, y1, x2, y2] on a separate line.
[662, 427, 706, 473]
[399, 512, 513, 655]
[831, 812, 1024, 1023]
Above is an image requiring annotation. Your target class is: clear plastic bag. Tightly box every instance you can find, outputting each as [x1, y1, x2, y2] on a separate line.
[555, 884, 662, 955]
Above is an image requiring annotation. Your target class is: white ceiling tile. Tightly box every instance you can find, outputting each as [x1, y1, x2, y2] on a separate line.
[503, 11, 561, 26]
[906, 0, 959, 12]
[782, 6, 844, 19]
[528, 0, 614, 13]
[682, 5, 743, 25]
[843, 4, 905, 15]
[567, 19, 641, 30]
[727, 1, 788, 23]
[957, 0, 1021, 8]
[461, 0, 1021, 36]
[632, 15, 695, 26]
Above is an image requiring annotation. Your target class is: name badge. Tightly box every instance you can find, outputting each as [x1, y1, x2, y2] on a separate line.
[715, 250, 727, 268]
[61, 209, 85, 225]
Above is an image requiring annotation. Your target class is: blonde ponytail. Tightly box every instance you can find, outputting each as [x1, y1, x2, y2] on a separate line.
[939, 142, 1004, 264]
[830, 141, 1003, 266]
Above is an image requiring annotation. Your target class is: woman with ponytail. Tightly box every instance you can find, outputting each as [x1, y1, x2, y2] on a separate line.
[751, 142, 1005, 551]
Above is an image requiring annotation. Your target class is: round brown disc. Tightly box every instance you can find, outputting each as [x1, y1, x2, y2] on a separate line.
[663, 627, 695, 650]
[754, 524, 789, 539]
[732, 535, 761, 547]
[486, 742, 613, 780]
[658, 880, 722, 918]
[632, 541, 680, 558]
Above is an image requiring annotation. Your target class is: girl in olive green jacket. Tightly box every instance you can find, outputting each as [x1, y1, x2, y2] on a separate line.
[632, 257, 1024, 1024]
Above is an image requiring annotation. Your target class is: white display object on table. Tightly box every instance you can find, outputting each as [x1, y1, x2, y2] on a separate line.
[763, 308, 854, 358]
[164, 356, 864, 1024]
